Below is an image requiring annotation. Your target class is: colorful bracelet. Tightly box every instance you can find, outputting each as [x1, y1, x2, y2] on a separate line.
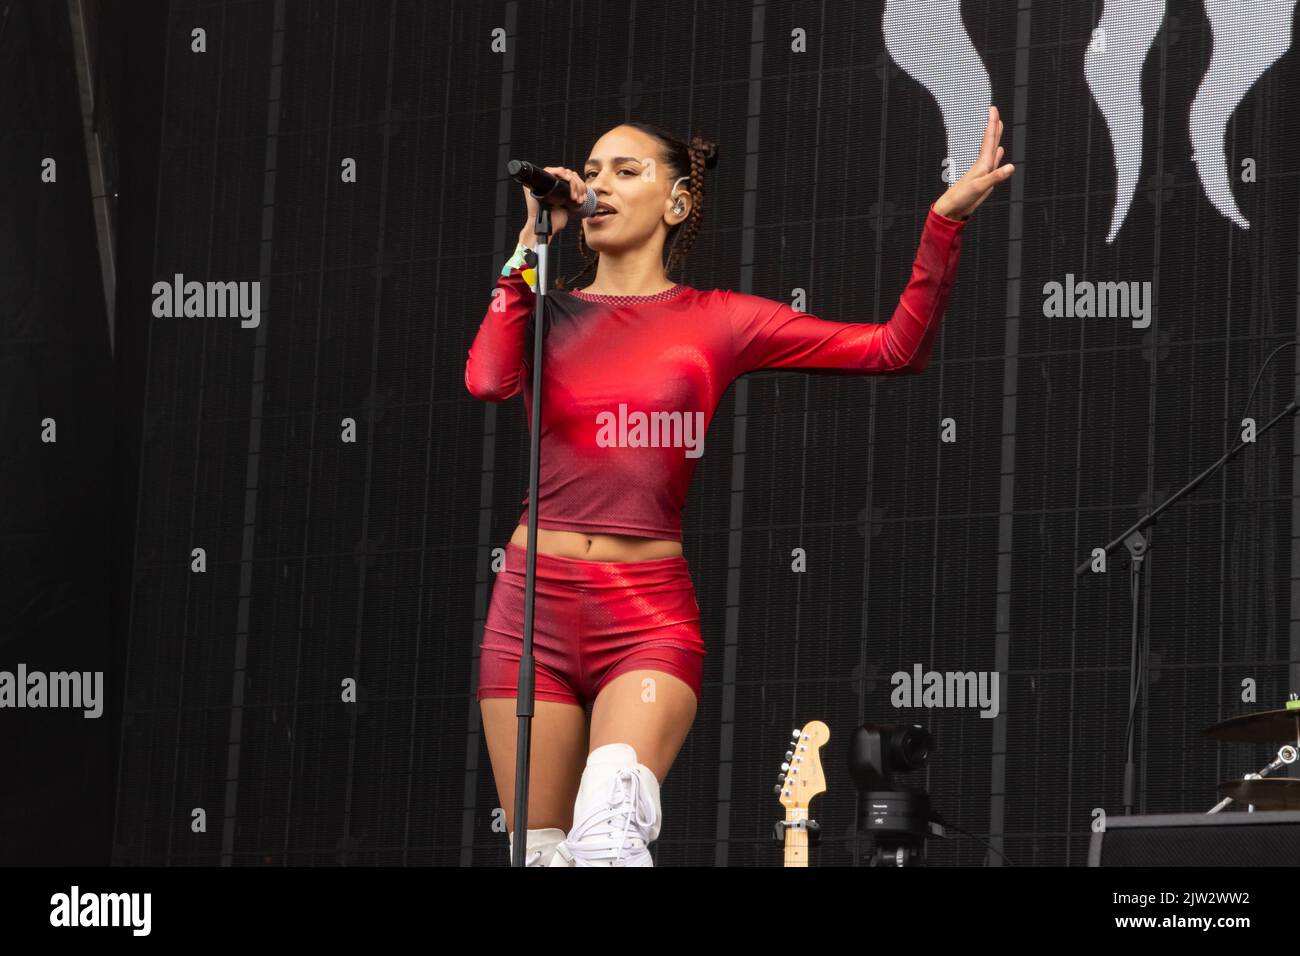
[501, 240, 539, 292]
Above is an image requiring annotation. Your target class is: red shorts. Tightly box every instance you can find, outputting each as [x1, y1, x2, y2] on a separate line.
[477, 541, 705, 709]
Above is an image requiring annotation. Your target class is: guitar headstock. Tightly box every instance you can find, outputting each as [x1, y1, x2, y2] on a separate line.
[775, 720, 829, 811]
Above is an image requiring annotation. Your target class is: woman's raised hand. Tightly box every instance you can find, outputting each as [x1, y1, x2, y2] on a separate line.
[520, 166, 588, 245]
[933, 105, 1015, 221]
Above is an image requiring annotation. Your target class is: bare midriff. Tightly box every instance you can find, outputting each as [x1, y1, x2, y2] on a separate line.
[509, 523, 683, 562]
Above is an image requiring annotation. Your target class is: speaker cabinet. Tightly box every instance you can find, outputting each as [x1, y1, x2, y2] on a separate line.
[1089, 810, 1300, 866]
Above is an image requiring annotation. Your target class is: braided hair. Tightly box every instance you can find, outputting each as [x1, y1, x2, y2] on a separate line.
[557, 123, 720, 291]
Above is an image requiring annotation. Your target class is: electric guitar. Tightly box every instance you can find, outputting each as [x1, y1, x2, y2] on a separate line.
[774, 720, 828, 866]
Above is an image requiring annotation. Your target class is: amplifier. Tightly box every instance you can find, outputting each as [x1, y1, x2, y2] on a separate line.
[1088, 810, 1300, 866]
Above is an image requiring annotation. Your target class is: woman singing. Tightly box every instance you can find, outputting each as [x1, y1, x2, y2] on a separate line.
[466, 108, 1014, 866]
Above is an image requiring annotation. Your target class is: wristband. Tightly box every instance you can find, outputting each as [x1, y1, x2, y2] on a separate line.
[501, 240, 539, 292]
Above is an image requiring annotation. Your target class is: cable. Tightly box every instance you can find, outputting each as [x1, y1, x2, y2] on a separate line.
[930, 811, 1016, 866]
[1230, 340, 1299, 453]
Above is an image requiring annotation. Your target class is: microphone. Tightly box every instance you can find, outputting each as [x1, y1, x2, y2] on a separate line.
[508, 159, 599, 219]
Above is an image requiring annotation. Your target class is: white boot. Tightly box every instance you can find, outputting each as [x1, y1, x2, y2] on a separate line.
[507, 827, 567, 867]
[560, 743, 662, 866]
[548, 840, 576, 866]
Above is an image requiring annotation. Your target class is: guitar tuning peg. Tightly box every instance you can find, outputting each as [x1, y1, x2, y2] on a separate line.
[777, 772, 786, 782]
[773, 784, 783, 794]
[780, 762, 790, 772]
[791, 729, 801, 739]
[785, 750, 794, 760]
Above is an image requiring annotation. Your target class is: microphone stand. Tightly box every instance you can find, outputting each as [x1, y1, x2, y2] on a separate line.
[509, 199, 553, 867]
[1074, 399, 1300, 816]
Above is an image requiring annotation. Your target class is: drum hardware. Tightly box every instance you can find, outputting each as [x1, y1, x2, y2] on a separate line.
[1205, 695, 1300, 813]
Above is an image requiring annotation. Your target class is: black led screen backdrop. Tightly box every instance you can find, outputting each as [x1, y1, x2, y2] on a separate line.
[112, 0, 1300, 866]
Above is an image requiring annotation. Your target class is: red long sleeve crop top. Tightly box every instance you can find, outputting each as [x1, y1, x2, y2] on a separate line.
[465, 203, 968, 543]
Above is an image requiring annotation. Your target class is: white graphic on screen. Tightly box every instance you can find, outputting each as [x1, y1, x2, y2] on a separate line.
[885, 0, 1296, 242]
[1084, 1, 1166, 242]
[882, 0, 991, 181]
[1190, 0, 1296, 230]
